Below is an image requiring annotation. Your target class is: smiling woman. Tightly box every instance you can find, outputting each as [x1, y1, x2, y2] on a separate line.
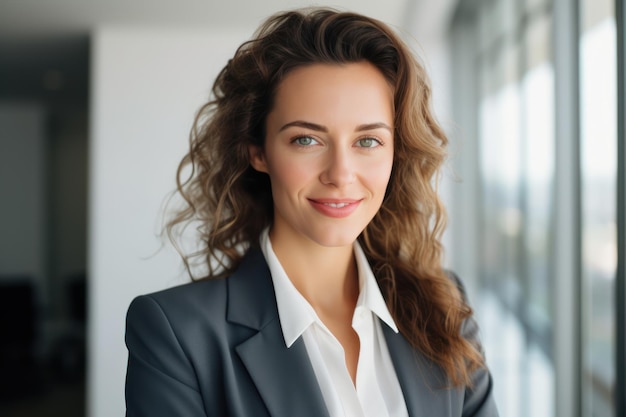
[124, 7, 499, 417]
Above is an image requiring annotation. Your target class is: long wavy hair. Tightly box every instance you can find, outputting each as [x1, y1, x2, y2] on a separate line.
[167, 7, 484, 386]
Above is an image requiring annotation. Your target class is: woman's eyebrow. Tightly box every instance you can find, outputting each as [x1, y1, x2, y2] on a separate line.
[279, 120, 328, 132]
[355, 122, 392, 132]
[279, 120, 392, 133]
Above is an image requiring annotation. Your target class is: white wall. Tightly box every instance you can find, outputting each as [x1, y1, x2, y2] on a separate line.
[88, 27, 250, 417]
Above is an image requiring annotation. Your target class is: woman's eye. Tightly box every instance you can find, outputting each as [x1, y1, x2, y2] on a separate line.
[356, 137, 381, 148]
[293, 136, 318, 146]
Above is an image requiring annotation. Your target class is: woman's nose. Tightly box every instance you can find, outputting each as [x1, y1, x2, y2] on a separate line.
[319, 148, 356, 187]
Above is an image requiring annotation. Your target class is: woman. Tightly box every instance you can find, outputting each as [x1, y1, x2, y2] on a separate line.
[125, 7, 498, 417]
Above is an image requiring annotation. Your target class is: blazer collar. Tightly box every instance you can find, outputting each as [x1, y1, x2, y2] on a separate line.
[382, 324, 458, 416]
[226, 249, 330, 417]
[226, 248, 276, 330]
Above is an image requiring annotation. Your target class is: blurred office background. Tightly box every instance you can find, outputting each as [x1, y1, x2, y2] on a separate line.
[0, 0, 623, 416]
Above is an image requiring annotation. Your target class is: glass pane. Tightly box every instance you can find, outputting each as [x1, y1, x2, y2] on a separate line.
[524, 0, 546, 13]
[476, 5, 558, 417]
[580, 0, 617, 414]
[522, 13, 554, 344]
[479, 42, 523, 297]
[478, 41, 525, 417]
[480, 0, 504, 47]
[521, 12, 555, 417]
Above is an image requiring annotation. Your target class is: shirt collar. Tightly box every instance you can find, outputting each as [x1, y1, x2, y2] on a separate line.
[259, 228, 399, 348]
[353, 242, 399, 333]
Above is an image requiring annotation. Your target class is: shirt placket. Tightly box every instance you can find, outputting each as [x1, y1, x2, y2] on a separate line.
[353, 306, 390, 417]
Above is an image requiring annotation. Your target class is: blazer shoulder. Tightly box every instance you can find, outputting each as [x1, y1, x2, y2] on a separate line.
[126, 248, 270, 336]
[127, 277, 231, 342]
[125, 278, 236, 416]
[141, 278, 227, 310]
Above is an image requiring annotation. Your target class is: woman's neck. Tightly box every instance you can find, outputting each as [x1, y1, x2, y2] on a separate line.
[269, 230, 359, 312]
[268, 226, 362, 385]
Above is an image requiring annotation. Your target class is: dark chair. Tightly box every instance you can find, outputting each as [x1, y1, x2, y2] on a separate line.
[0, 278, 42, 401]
[50, 273, 87, 381]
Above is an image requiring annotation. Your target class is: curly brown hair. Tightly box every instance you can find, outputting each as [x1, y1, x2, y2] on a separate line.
[167, 7, 484, 387]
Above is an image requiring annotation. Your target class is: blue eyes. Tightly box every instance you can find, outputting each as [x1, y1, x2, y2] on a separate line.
[357, 138, 378, 148]
[293, 136, 318, 146]
[291, 136, 382, 148]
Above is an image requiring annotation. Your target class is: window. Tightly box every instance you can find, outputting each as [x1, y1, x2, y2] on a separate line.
[449, 0, 623, 415]
[579, 0, 617, 414]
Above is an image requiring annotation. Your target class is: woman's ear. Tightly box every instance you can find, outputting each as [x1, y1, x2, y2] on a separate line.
[248, 144, 268, 173]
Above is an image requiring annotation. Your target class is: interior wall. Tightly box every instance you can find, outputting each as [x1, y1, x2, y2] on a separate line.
[88, 27, 250, 417]
[0, 102, 47, 289]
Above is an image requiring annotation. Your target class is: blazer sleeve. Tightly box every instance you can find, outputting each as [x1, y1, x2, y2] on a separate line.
[449, 272, 499, 417]
[460, 315, 499, 416]
[125, 295, 207, 417]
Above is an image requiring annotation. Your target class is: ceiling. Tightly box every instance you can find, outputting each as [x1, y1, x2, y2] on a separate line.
[0, 0, 409, 38]
[0, 0, 459, 102]
[0, 0, 414, 102]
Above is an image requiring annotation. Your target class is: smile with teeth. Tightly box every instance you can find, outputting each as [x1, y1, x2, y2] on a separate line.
[308, 198, 361, 218]
[324, 202, 351, 208]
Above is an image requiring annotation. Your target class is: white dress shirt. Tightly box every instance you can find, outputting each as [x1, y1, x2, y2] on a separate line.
[260, 229, 409, 417]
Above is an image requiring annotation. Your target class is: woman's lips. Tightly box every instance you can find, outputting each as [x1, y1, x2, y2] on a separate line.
[308, 198, 361, 218]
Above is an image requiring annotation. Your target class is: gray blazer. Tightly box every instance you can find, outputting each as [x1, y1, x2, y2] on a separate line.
[125, 249, 498, 416]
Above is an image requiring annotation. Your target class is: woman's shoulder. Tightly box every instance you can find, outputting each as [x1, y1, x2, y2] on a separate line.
[126, 278, 229, 335]
[126, 248, 269, 329]
[138, 277, 227, 309]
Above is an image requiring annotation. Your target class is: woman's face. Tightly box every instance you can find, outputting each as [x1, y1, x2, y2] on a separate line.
[249, 62, 394, 248]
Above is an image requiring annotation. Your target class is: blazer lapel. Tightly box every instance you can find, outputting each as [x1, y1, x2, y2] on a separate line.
[382, 324, 459, 417]
[227, 249, 330, 417]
